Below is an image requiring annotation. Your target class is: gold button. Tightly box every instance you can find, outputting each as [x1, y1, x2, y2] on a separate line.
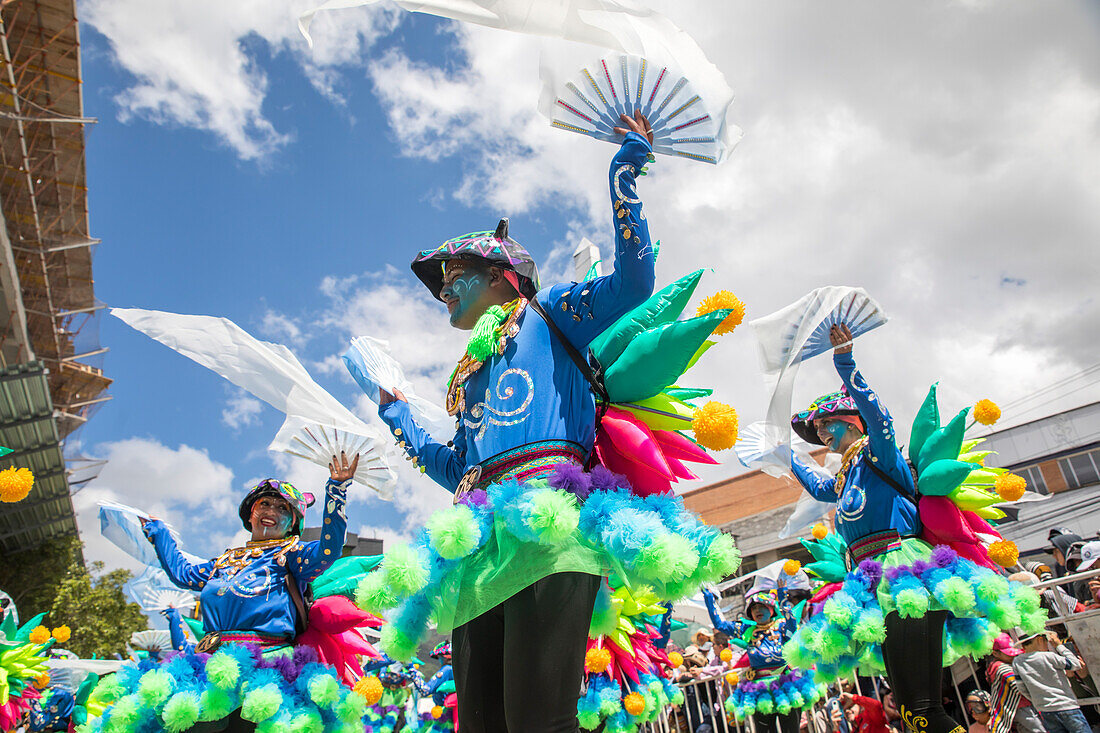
[324, 549, 331, 555]
[395, 428, 403, 436]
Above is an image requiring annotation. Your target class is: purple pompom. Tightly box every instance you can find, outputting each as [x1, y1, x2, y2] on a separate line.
[857, 560, 883, 586]
[292, 645, 318, 667]
[588, 464, 625, 492]
[911, 560, 932, 575]
[269, 653, 299, 683]
[459, 488, 489, 508]
[883, 566, 909, 582]
[931, 545, 957, 568]
[550, 463, 593, 501]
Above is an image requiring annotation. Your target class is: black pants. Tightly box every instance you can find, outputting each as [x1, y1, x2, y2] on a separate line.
[186, 713, 254, 732]
[881, 611, 964, 733]
[756, 710, 801, 733]
[453, 571, 602, 732]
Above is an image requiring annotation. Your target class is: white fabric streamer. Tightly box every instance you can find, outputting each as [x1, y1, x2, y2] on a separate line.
[111, 308, 396, 497]
[98, 501, 203, 567]
[749, 287, 888, 478]
[777, 452, 842, 539]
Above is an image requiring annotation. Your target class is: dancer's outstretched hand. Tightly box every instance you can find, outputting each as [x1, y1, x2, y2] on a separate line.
[379, 388, 407, 405]
[614, 111, 654, 144]
[830, 324, 854, 355]
[329, 451, 360, 482]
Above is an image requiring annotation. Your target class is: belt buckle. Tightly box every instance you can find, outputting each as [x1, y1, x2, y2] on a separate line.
[195, 632, 222, 654]
[453, 465, 482, 505]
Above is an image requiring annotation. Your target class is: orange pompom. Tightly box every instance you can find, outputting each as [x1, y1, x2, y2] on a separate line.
[51, 625, 71, 644]
[667, 651, 684, 668]
[692, 402, 739, 451]
[719, 648, 733, 663]
[696, 291, 746, 336]
[988, 540, 1020, 568]
[29, 626, 50, 644]
[973, 399, 1001, 426]
[783, 559, 802, 576]
[585, 647, 612, 674]
[995, 473, 1026, 502]
[725, 671, 740, 684]
[353, 675, 383, 705]
[623, 691, 646, 716]
[811, 523, 829, 540]
[34, 673, 50, 689]
[431, 705, 444, 719]
[0, 466, 34, 503]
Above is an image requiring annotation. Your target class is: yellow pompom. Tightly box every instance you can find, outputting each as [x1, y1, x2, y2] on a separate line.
[623, 691, 646, 716]
[725, 671, 739, 684]
[994, 473, 1026, 502]
[783, 559, 802, 576]
[811, 523, 829, 540]
[353, 675, 383, 705]
[431, 706, 444, 719]
[29, 626, 50, 644]
[667, 651, 684, 668]
[51, 625, 71, 644]
[585, 647, 612, 674]
[988, 540, 1019, 568]
[0, 466, 34, 503]
[34, 673, 50, 689]
[973, 399, 1001, 426]
[696, 291, 746, 336]
[719, 648, 733, 663]
[692, 402, 739, 451]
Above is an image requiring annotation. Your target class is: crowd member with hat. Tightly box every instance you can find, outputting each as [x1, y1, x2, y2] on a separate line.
[964, 691, 993, 733]
[1075, 541, 1100, 607]
[983, 633, 1044, 733]
[1048, 530, 1083, 578]
[783, 325, 1045, 733]
[1012, 631, 1089, 733]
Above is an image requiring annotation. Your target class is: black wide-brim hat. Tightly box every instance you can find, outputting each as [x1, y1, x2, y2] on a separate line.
[411, 218, 540, 301]
[791, 386, 865, 446]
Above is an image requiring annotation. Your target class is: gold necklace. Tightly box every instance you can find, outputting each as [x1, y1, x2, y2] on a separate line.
[445, 298, 527, 415]
[834, 436, 869, 496]
[213, 536, 299, 573]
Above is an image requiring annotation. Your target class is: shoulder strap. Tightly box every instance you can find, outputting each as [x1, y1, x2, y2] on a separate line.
[527, 296, 610, 405]
[285, 572, 309, 636]
[864, 456, 918, 505]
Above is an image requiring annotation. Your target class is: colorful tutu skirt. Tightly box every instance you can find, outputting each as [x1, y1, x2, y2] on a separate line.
[355, 449, 741, 660]
[783, 536, 1046, 682]
[725, 668, 825, 721]
[81, 644, 369, 733]
[579, 672, 684, 733]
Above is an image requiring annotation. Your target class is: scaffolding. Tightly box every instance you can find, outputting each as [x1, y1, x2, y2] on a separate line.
[0, 0, 110, 439]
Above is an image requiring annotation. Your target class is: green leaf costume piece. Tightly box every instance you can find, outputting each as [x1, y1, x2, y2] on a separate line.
[589, 269, 703, 366]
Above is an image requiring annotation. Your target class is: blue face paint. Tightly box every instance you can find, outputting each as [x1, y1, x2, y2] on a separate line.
[825, 421, 849, 451]
[441, 269, 487, 326]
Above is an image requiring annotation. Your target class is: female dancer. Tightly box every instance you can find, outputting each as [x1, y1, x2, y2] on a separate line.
[784, 325, 1044, 733]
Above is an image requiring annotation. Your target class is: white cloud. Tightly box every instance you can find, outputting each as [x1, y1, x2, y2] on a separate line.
[221, 389, 264, 430]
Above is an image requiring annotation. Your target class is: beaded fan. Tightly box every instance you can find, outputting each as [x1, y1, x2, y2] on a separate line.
[776, 289, 887, 367]
[548, 53, 726, 164]
[140, 588, 197, 613]
[129, 630, 173, 653]
[735, 421, 813, 469]
[278, 418, 394, 484]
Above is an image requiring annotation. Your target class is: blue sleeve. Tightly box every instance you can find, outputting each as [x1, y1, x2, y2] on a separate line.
[379, 400, 466, 492]
[161, 608, 194, 653]
[833, 352, 905, 476]
[655, 602, 673, 648]
[702, 588, 745, 637]
[541, 132, 656, 350]
[143, 520, 214, 591]
[363, 655, 394, 673]
[791, 456, 838, 502]
[287, 479, 348, 583]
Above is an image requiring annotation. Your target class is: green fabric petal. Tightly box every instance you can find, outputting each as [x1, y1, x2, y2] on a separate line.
[665, 387, 712, 401]
[908, 384, 941, 466]
[918, 459, 979, 496]
[916, 408, 970, 475]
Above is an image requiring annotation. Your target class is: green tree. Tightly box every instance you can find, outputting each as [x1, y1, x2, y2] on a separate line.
[48, 562, 147, 658]
[0, 534, 83, 619]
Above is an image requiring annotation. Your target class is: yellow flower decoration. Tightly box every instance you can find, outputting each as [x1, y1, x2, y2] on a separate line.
[35, 673, 50, 689]
[719, 648, 733, 663]
[696, 291, 746, 336]
[667, 651, 684, 668]
[0, 466, 34, 503]
[623, 691, 646, 716]
[584, 647, 612, 674]
[353, 675, 383, 705]
[28, 626, 51, 645]
[811, 523, 829, 540]
[692, 402, 739, 451]
[51, 625, 71, 644]
[988, 540, 1019, 568]
[431, 705, 444, 719]
[973, 399, 1001, 426]
[783, 559, 802, 576]
[994, 473, 1027, 502]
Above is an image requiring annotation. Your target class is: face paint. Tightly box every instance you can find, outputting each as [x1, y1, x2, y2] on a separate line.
[441, 266, 488, 326]
[825, 420, 849, 451]
[251, 497, 294, 540]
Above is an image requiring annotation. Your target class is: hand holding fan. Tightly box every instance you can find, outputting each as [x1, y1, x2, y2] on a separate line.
[735, 421, 815, 470]
[542, 53, 738, 165]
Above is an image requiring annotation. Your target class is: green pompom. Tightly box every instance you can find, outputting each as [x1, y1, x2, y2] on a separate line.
[852, 609, 887, 643]
[336, 691, 368, 723]
[103, 695, 141, 733]
[784, 635, 814, 668]
[823, 598, 856, 627]
[290, 710, 324, 733]
[1012, 585, 1042, 614]
[527, 490, 580, 545]
[355, 571, 398, 613]
[205, 651, 241, 690]
[198, 688, 236, 722]
[308, 674, 340, 706]
[240, 683, 283, 723]
[634, 533, 699, 582]
[256, 716, 290, 733]
[380, 623, 420, 662]
[975, 574, 1008, 603]
[92, 675, 124, 704]
[757, 698, 775, 715]
[578, 710, 601, 730]
[137, 668, 175, 707]
[598, 693, 622, 716]
[1021, 610, 1048, 634]
[427, 505, 481, 559]
[937, 577, 977, 616]
[701, 532, 742, 581]
[162, 691, 202, 732]
[987, 599, 1022, 631]
[382, 544, 430, 596]
[778, 702, 792, 715]
[895, 588, 930, 618]
[818, 628, 850, 662]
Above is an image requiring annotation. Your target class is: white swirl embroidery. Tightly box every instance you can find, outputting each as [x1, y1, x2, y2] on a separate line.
[838, 483, 867, 523]
[464, 368, 534, 441]
[613, 164, 642, 204]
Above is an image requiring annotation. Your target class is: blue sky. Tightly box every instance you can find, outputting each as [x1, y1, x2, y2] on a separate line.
[72, 0, 1100, 587]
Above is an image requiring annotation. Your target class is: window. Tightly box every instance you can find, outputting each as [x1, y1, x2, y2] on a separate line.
[1057, 449, 1100, 490]
[1018, 465, 1049, 495]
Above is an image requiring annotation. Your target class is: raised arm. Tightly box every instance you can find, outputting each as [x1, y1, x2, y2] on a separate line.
[702, 587, 749, 639]
[287, 476, 349, 583]
[541, 124, 656, 350]
[142, 519, 214, 591]
[378, 395, 467, 492]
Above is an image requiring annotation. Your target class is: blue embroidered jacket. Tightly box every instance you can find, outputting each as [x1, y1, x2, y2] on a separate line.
[143, 478, 349, 638]
[380, 133, 656, 490]
[790, 352, 919, 545]
[703, 589, 796, 670]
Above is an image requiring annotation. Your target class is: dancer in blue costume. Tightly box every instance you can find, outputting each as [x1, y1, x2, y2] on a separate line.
[362, 111, 740, 732]
[783, 325, 1044, 733]
[703, 587, 823, 733]
[83, 454, 371, 733]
